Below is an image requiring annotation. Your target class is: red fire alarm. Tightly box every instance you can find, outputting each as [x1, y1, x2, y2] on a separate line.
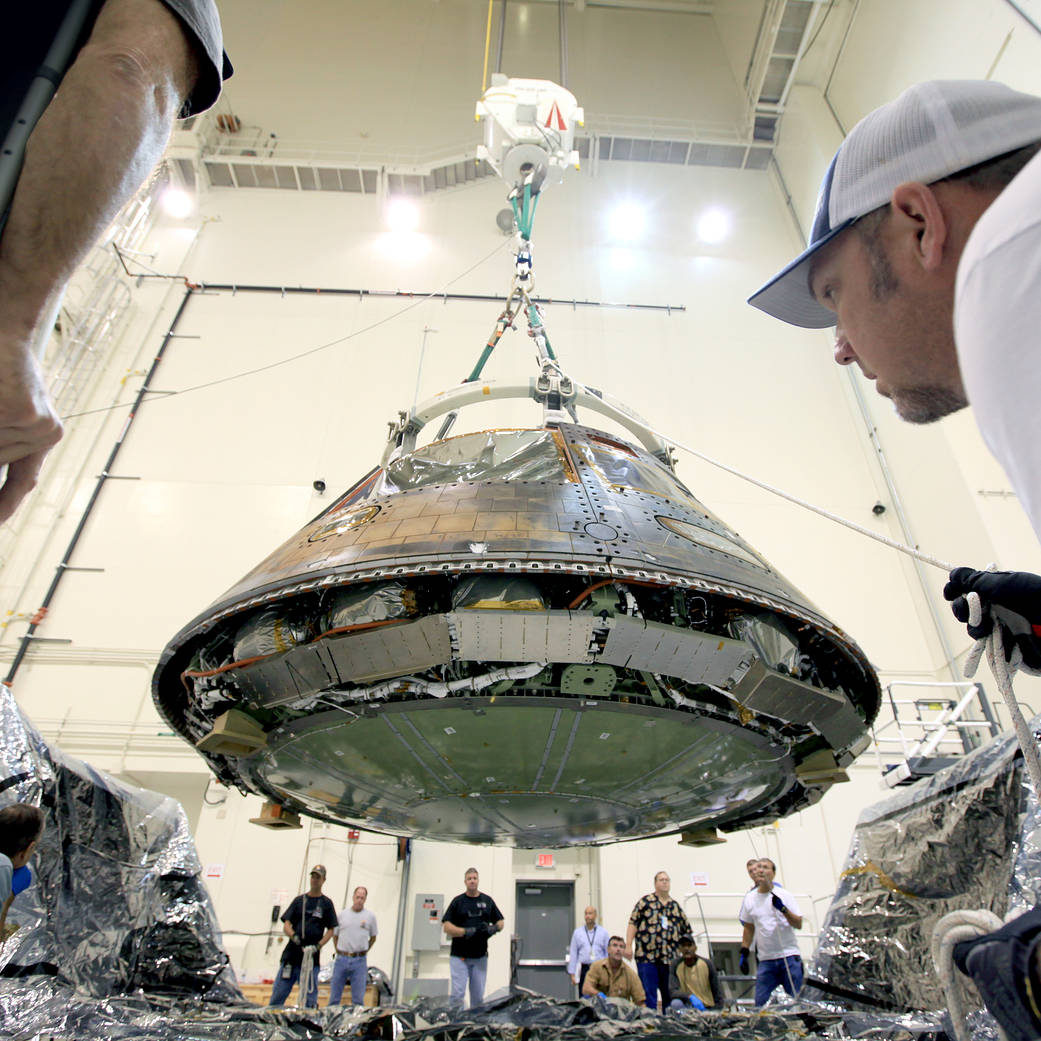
[347, 829, 360, 841]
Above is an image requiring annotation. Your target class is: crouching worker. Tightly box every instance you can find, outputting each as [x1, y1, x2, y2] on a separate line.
[668, 935, 722, 1010]
[583, 935, 647, 1006]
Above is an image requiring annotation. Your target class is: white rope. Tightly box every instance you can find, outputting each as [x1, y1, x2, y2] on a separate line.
[299, 943, 317, 1007]
[647, 423, 955, 572]
[961, 590, 1041, 801]
[931, 909, 1005, 1041]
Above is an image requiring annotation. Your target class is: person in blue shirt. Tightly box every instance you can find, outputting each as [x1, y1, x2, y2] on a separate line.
[567, 906, 610, 994]
[0, 803, 44, 940]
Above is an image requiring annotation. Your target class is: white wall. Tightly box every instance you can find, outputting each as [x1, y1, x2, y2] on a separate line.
[4, 0, 1041, 999]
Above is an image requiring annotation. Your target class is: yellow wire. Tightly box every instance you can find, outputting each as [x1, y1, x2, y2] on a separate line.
[482, 0, 493, 94]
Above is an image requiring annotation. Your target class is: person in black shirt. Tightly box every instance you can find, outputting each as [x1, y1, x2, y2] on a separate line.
[443, 867, 504, 1008]
[268, 864, 337, 1008]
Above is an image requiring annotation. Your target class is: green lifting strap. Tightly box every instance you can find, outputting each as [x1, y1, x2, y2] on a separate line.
[509, 184, 540, 240]
[526, 302, 557, 361]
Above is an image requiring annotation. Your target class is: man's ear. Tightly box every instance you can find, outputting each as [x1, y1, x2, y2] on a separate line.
[890, 181, 948, 271]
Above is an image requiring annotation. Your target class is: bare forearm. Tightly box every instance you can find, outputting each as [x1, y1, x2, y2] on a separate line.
[741, 923, 754, 948]
[0, 0, 197, 327]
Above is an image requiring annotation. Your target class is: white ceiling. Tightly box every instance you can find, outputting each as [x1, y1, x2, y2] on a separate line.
[209, 0, 853, 159]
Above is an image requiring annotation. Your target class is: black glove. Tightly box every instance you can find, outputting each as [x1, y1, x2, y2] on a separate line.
[944, 568, 1041, 670]
[463, 926, 478, 938]
[771, 894, 787, 913]
[738, 947, 750, 975]
[953, 905, 1041, 1041]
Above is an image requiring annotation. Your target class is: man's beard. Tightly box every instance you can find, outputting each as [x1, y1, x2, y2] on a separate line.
[890, 385, 968, 424]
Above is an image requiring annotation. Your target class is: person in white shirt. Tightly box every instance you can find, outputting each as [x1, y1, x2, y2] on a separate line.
[738, 859, 803, 1007]
[329, 885, 378, 1006]
[567, 906, 610, 994]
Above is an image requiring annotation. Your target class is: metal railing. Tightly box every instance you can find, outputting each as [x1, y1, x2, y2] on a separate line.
[871, 680, 1002, 784]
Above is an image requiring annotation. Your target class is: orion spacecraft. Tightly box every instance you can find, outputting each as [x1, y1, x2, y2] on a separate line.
[153, 77, 879, 847]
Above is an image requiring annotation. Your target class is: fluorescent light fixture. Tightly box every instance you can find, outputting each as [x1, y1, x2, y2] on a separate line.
[386, 197, 419, 232]
[161, 187, 192, 219]
[609, 202, 646, 241]
[696, 207, 731, 244]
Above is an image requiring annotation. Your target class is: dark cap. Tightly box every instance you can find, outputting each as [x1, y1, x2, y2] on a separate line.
[310, 864, 327, 879]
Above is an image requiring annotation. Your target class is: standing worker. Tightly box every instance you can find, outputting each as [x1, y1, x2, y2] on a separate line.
[329, 885, 377, 1007]
[739, 859, 803, 1007]
[567, 906, 610, 995]
[625, 870, 691, 1010]
[746, 76, 1041, 1040]
[268, 865, 337, 1009]
[443, 867, 504, 1009]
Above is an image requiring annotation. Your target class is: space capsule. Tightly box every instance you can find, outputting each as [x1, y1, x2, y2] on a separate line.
[153, 75, 878, 847]
[153, 375, 879, 847]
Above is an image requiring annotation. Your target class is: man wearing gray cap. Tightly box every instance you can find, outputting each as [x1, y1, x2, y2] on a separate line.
[268, 864, 337, 1009]
[748, 78, 1041, 1040]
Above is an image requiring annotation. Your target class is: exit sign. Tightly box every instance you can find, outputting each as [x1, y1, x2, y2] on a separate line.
[536, 853, 554, 869]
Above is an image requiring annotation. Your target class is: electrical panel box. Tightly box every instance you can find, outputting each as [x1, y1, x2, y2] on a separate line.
[412, 893, 445, 951]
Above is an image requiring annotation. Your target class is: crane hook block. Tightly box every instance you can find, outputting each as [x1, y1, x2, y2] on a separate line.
[475, 75, 583, 194]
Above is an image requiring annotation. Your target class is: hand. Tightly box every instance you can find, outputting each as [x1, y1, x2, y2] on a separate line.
[304, 945, 318, 955]
[0, 351, 63, 523]
[463, 925, 477, 938]
[771, 894, 787, 913]
[597, 991, 607, 1000]
[623, 946, 633, 961]
[738, 947, 750, 975]
[571, 974, 578, 985]
[688, 995, 705, 1010]
[944, 568, 1041, 670]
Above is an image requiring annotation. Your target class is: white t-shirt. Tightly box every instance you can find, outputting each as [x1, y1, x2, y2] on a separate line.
[335, 907, 378, 954]
[0, 852, 11, 903]
[955, 147, 1041, 545]
[739, 884, 800, 960]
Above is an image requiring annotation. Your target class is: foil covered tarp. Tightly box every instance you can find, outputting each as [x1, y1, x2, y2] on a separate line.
[0, 984, 950, 1041]
[807, 721, 1041, 1014]
[0, 685, 240, 1014]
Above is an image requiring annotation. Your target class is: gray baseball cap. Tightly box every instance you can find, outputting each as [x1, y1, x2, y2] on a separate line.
[748, 80, 1041, 328]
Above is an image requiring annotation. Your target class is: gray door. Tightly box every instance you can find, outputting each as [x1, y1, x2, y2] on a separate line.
[514, 881, 574, 1000]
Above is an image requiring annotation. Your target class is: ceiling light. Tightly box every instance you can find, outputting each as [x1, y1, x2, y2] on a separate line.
[696, 207, 731, 244]
[386, 198, 419, 232]
[609, 202, 645, 241]
[161, 187, 192, 219]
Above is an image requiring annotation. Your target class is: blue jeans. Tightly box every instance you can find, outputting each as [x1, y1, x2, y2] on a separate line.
[449, 955, 487, 1007]
[268, 960, 318, 1008]
[754, 954, 803, 1007]
[329, 953, 368, 1005]
[636, 960, 668, 1009]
